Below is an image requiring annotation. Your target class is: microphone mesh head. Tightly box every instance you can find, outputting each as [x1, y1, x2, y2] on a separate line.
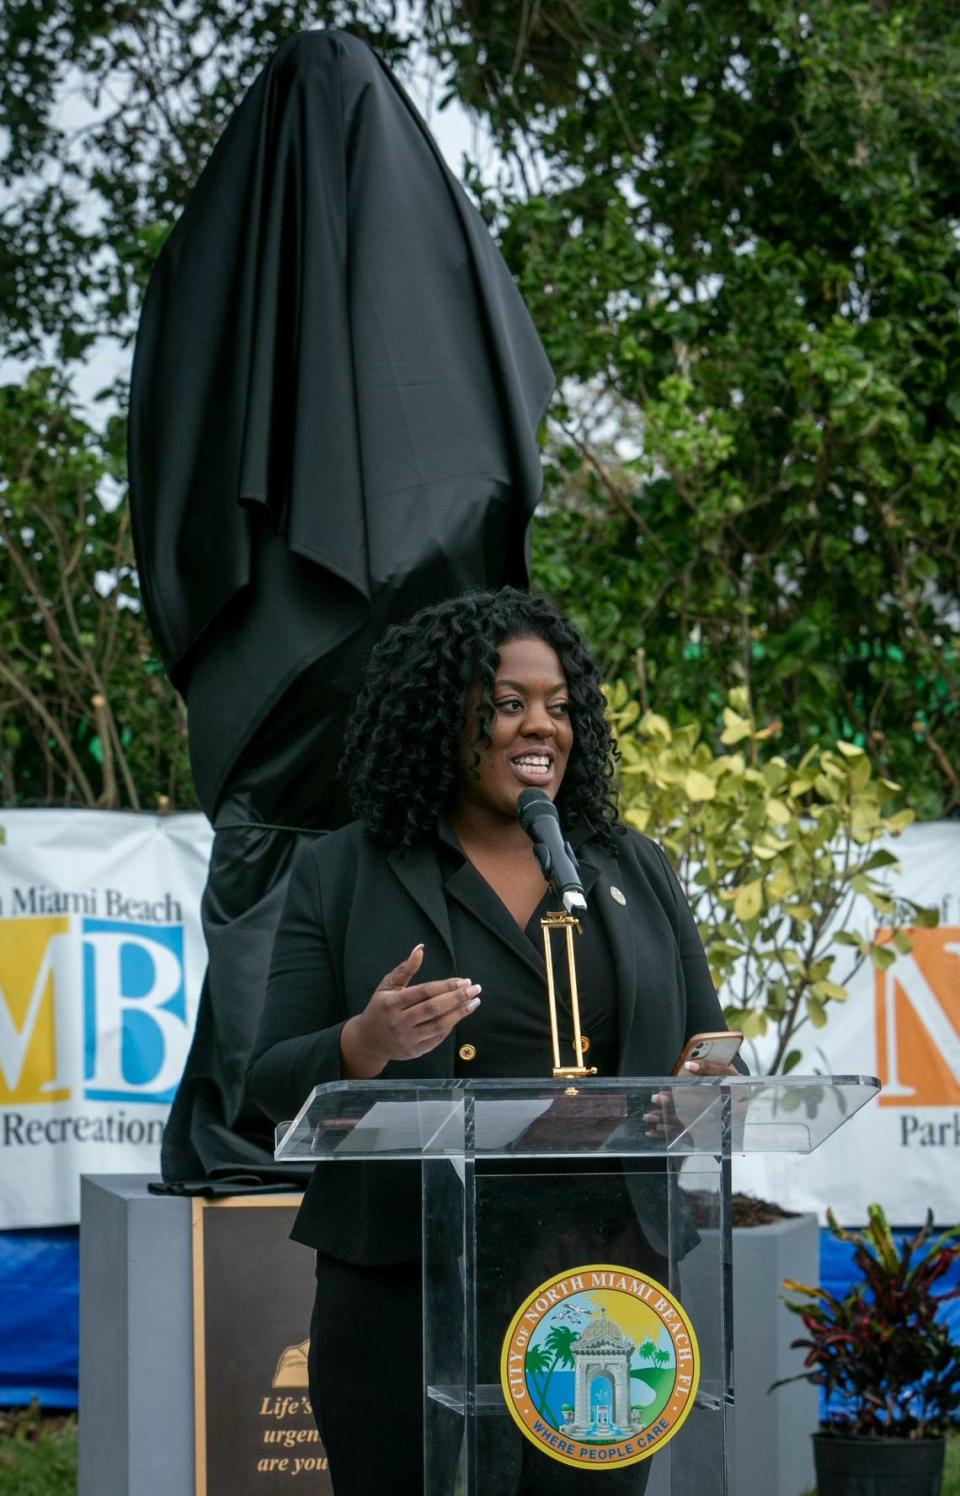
[517, 787, 557, 831]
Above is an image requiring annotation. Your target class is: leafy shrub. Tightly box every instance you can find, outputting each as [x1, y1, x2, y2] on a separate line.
[608, 682, 937, 1072]
[778, 1205, 960, 1438]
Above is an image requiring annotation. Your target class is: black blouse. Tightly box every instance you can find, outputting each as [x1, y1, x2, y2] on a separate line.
[435, 819, 620, 1080]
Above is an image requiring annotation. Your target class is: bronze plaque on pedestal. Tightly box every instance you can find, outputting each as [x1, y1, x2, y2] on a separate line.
[192, 1196, 332, 1495]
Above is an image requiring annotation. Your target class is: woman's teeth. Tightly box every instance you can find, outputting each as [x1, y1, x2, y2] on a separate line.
[514, 755, 551, 774]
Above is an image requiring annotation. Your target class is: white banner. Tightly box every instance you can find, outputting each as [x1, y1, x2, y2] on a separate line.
[732, 821, 960, 1224]
[1, 810, 956, 1228]
[0, 809, 213, 1228]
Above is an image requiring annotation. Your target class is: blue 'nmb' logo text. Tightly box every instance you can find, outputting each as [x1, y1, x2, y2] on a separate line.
[82, 919, 189, 1103]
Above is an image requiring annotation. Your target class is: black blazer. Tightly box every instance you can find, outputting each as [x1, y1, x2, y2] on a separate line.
[246, 818, 737, 1263]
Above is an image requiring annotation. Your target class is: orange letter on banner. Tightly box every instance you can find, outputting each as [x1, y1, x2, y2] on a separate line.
[874, 928, 960, 1107]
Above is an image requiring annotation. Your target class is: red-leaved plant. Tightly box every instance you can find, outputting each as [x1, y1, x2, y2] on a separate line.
[774, 1204, 960, 1438]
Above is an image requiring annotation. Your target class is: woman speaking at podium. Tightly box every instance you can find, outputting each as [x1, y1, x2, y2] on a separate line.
[248, 587, 739, 1495]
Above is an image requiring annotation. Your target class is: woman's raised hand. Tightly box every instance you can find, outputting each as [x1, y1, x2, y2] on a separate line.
[339, 945, 481, 1079]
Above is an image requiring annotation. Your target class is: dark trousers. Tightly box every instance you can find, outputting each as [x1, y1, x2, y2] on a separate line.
[309, 1254, 424, 1495]
[308, 1252, 654, 1496]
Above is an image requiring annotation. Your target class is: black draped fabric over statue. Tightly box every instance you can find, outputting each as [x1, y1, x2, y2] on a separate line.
[127, 29, 554, 1189]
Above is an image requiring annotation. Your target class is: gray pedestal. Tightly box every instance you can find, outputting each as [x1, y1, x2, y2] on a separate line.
[79, 1175, 193, 1496]
[733, 1215, 820, 1496]
[78, 1176, 819, 1496]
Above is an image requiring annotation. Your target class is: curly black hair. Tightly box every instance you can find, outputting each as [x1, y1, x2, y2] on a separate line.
[341, 588, 620, 848]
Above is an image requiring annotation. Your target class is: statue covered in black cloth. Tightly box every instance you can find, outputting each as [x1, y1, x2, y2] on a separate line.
[128, 29, 554, 1189]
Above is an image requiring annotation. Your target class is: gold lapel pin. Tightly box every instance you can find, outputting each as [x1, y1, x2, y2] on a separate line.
[610, 885, 626, 906]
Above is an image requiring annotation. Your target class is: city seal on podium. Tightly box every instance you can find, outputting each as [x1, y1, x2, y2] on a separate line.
[499, 1264, 700, 1469]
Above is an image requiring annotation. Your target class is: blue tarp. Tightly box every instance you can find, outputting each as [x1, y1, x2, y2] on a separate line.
[0, 1227, 79, 1408]
[0, 1225, 957, 1409]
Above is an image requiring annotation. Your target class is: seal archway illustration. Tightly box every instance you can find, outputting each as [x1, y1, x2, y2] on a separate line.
[567, 1310, 634, 1436]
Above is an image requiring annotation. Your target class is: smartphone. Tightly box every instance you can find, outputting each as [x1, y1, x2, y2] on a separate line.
[671, 1031, 744, 1075]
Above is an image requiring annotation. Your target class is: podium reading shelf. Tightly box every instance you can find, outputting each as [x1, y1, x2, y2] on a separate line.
[275, 1076, 878, 1495]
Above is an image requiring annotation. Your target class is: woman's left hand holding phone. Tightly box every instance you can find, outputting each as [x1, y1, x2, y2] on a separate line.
[339, 944, 482, 1078]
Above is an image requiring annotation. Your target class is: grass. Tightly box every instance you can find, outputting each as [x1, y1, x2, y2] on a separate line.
[0, 1406, 77, 1496]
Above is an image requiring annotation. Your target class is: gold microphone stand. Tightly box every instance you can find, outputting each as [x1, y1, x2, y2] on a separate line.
[540, 909, 597, 1080]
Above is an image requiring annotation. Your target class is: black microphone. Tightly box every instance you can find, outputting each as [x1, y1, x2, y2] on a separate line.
[516, 789, 587, 915]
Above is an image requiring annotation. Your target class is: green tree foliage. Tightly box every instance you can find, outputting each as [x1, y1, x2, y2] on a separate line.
[1, 1, 958, 815]
[0, 1, 412, 362]
[429, 1, 960, 816]
[0, 373, 193, 807]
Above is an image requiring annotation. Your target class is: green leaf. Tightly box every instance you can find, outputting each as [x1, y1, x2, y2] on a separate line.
[684, 769, 716, 802]
[905, 903, 940, 929]
[752, 843, 781, 860]
[767, 867, 796, 900]
[765, 798, 792, 826]
[806, 998, 829, 1029]
[739, 1010, 767, 1040]
[734, 880, 764, 921]
[643, 713, 672, 741]
[860, 849, 899, 873]
[849, 755, 872, 792]
[720, 708, 752, 745]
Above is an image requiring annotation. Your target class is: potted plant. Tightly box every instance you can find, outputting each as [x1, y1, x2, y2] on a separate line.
[775, 1203, 960, 1496]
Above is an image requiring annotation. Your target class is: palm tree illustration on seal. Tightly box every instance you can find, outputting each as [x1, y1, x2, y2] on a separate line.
[524, 1343, 552, 1417]
[526, 1325, 581, 1425]
[638, 1339, 658, 1364]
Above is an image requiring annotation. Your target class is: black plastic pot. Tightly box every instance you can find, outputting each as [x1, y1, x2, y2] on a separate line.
[813, 1432, 945, 1496]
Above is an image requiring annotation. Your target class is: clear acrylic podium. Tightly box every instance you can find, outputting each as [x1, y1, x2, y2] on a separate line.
[276, 1076, 877, 1495]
